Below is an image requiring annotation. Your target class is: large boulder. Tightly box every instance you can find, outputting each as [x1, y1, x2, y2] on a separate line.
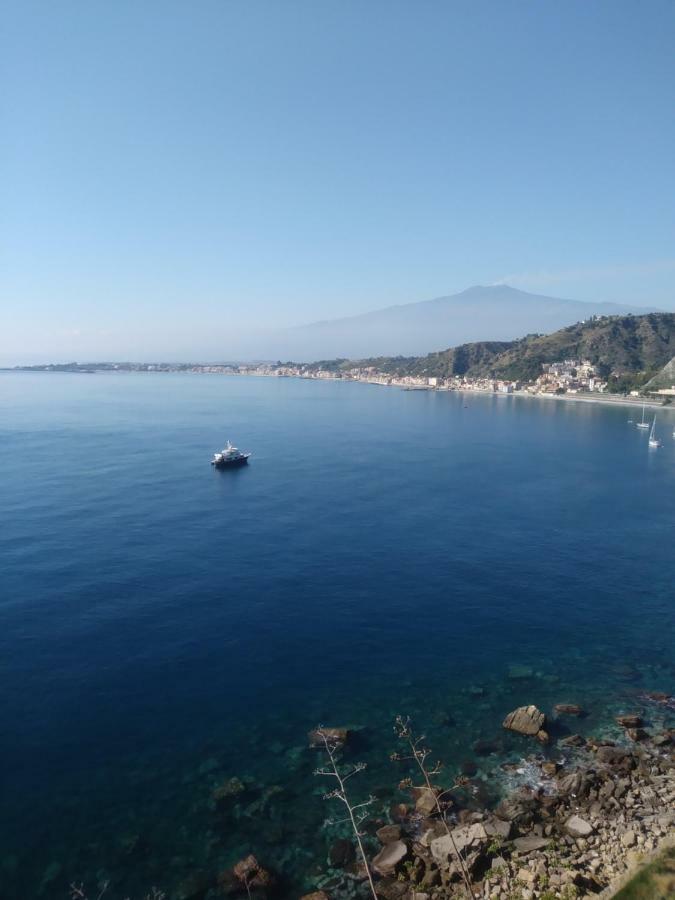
[430, 823, 488, 866]
[564, 815, 593, 838]
[483, 816, 512, 840]
[371, 840, 408, 876]
[503, 705, 547, 742]
[594, 745, 634, 768]
[556, 772, 583, 796]
[494, 790, 537, 827]
[513, 835, 550, 853]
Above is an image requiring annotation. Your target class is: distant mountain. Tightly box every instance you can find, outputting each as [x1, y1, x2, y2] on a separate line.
[276, 285, 658, 360]
[318, 312, 675, 387]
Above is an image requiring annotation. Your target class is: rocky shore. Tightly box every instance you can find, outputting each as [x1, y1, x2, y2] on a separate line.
[207, 696, 674, 900]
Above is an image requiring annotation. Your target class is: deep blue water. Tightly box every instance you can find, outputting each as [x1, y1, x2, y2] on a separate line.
[1, 372, 674, 898]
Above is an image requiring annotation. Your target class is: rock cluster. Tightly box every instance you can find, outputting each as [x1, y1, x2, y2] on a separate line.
[308, 707, 674, 900]
[361, 721, 674, 900]
[203, 706, 674, 900]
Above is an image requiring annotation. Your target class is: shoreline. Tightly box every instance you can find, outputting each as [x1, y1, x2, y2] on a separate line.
[321, 376, 672, 414]
[473, 389, 669, 412]
[4, 367, 673, 415]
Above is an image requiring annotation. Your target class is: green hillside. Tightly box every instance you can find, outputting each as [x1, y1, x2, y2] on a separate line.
[328, 313, 675, 388]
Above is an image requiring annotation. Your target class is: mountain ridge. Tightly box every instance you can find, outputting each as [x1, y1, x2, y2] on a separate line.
[304, 312, 675, 390]
[281, 285, 659, 360]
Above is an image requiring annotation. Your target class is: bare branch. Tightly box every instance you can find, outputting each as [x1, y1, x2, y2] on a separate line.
[312, 726, 378, 900]
[394, 716, 476, 899]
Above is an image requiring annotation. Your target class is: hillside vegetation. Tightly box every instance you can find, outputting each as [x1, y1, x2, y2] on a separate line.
[323, 313, 675, 386]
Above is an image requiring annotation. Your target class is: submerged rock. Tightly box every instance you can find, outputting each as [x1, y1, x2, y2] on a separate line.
[616, 714, 643, 729]
[212, 776, 245, 805]
[38, 862, 62, 893]
[461, 759, 478, 777]
[232, 855, 274, 890]
[642, 691, 671, 704]
[559, 733, 586, 747]
[328, 837, 355, 868]
[473, 738, 502, 756]
[174, 873, 212, 900]
[553, 703, 585, 717]
[308, 727, 350, 749]
[508, 664, 534, 680]
[626, 727, 649, 741]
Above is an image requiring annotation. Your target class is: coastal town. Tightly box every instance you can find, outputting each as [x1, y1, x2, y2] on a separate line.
[181, 357, 675, 401]
[13, 356, 675, 401]
[236, 358, 610, 397]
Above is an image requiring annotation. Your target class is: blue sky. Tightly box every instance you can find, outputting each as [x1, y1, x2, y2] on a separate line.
[2, 1, 675, 362]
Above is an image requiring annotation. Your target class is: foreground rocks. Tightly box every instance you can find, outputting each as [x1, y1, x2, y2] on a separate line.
[205, 699, 674, 900]
[366, 719, 675, 899]
[344, 702, 672, 899]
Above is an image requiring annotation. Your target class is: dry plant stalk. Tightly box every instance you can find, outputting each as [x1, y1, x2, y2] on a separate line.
[70, 884, 165, 900]
[313, 725, 378, 900]
[70, 883, 110, 900]
[392, 715, 475, 899]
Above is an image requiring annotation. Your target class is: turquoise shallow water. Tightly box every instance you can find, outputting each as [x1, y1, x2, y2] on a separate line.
[0, 372, 674, 898]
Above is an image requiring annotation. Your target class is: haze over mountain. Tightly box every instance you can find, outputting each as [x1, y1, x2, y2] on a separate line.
[259, 285, 659, 362]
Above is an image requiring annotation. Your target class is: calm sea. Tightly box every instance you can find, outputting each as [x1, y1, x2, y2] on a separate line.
[1, 372, 674, 898]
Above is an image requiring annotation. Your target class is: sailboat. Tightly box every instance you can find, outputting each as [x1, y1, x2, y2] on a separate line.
[636, 404, 650, 429]
[648, 418, 662, 449]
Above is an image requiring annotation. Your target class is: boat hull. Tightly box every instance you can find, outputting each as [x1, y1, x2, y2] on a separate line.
[212, 455, 250, 468]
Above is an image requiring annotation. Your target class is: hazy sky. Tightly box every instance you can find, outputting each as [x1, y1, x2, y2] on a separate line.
[2, 1, 675, 363]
